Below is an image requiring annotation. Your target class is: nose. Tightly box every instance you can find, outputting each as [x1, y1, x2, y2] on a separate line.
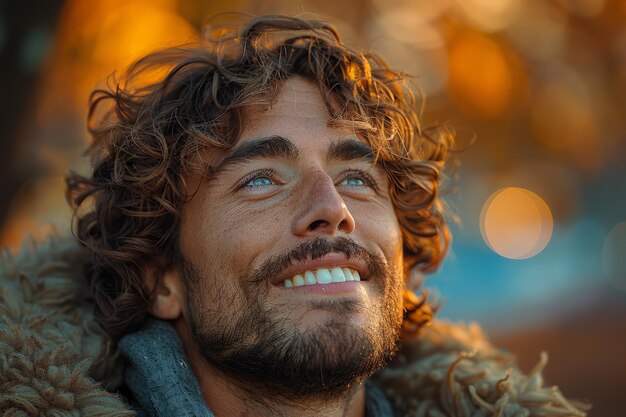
[292, 173, 356, 237]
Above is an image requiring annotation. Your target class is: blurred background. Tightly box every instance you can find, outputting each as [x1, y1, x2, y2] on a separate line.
[1, 0, 624, 414]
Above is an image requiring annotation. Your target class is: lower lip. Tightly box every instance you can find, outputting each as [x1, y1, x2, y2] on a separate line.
[275, 281, 365, 295]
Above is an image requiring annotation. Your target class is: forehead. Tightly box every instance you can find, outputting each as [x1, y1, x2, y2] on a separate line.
[198, 76, 377, 178]
[241, 76, 343, 146]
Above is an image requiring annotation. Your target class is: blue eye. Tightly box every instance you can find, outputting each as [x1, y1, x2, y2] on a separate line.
[238, 169, 280, 191]
[343, 177, 366, 187]
[246, 176, 273, 187]
[338, 169, 379, 192]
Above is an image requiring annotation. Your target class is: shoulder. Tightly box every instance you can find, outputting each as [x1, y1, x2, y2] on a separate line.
[0, 235, 133, 415]
[373, 320, 590, 417]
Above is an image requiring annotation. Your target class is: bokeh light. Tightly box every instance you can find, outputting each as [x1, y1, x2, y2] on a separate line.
[455, 0, 522, 32]
[504, 0, 567, 62]
[602, 222, 626, 292]
[500, 160, 581, 222]
[557, 0, 606, 17]
[447, 32, 518, 118]
[530, 71, 602, 172]
[43, 0, 197, 112]
[480, 187, 554, 259]
[368, 2, 449, 96]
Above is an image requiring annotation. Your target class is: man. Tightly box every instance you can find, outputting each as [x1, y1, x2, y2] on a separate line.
[0, 15, 588, 417]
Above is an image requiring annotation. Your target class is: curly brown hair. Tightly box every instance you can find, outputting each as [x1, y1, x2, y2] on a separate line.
[66, 14, 454, 340]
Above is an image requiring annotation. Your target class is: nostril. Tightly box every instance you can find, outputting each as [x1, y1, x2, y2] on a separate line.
[308, 220, 327, 231]
[308, 219, 350, 232]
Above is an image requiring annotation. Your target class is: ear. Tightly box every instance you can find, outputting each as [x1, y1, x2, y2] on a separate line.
[149, 266, 185, 320]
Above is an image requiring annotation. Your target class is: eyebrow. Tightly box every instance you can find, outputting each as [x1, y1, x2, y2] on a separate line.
[212, 135, 299, 175]
[210, 135, 375, 179]
[327, 138, 375, 162]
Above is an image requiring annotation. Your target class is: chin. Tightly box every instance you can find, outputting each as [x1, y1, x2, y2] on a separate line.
[191, 299, 401, 401]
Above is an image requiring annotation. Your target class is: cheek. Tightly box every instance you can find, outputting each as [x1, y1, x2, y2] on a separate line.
[360, 204, 405, 285]
[354, 201, 403, 252]
[181, 197, 282, 282]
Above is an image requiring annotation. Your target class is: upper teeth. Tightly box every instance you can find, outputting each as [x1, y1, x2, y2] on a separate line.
[283, 267, 361, 288]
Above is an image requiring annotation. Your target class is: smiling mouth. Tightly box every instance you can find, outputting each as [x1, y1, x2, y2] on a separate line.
[282, 267, 361, 288]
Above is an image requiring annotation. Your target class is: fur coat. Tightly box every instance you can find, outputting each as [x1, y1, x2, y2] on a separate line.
[0, 236, 589, 416]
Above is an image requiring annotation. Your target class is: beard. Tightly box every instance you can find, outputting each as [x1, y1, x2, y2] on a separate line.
[181, 237, 403, 402]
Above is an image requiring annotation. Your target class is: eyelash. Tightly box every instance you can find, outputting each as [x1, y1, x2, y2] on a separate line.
[238, 169, 280, 189]
[339, 169, 379, 190]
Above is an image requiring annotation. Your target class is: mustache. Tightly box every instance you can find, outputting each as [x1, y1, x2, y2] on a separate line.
[248, 237, 386, 285]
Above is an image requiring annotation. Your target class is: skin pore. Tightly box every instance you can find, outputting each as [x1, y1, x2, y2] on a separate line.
[150, 77, 406, 417]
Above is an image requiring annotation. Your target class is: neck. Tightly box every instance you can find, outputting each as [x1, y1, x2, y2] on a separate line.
[174, 318, 367, 417]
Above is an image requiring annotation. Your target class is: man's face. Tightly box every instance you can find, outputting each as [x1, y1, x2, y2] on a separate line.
[176, 76, 405, 399]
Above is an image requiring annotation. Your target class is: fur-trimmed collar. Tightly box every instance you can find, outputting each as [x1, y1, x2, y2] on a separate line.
[0, 236, 589, 416]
